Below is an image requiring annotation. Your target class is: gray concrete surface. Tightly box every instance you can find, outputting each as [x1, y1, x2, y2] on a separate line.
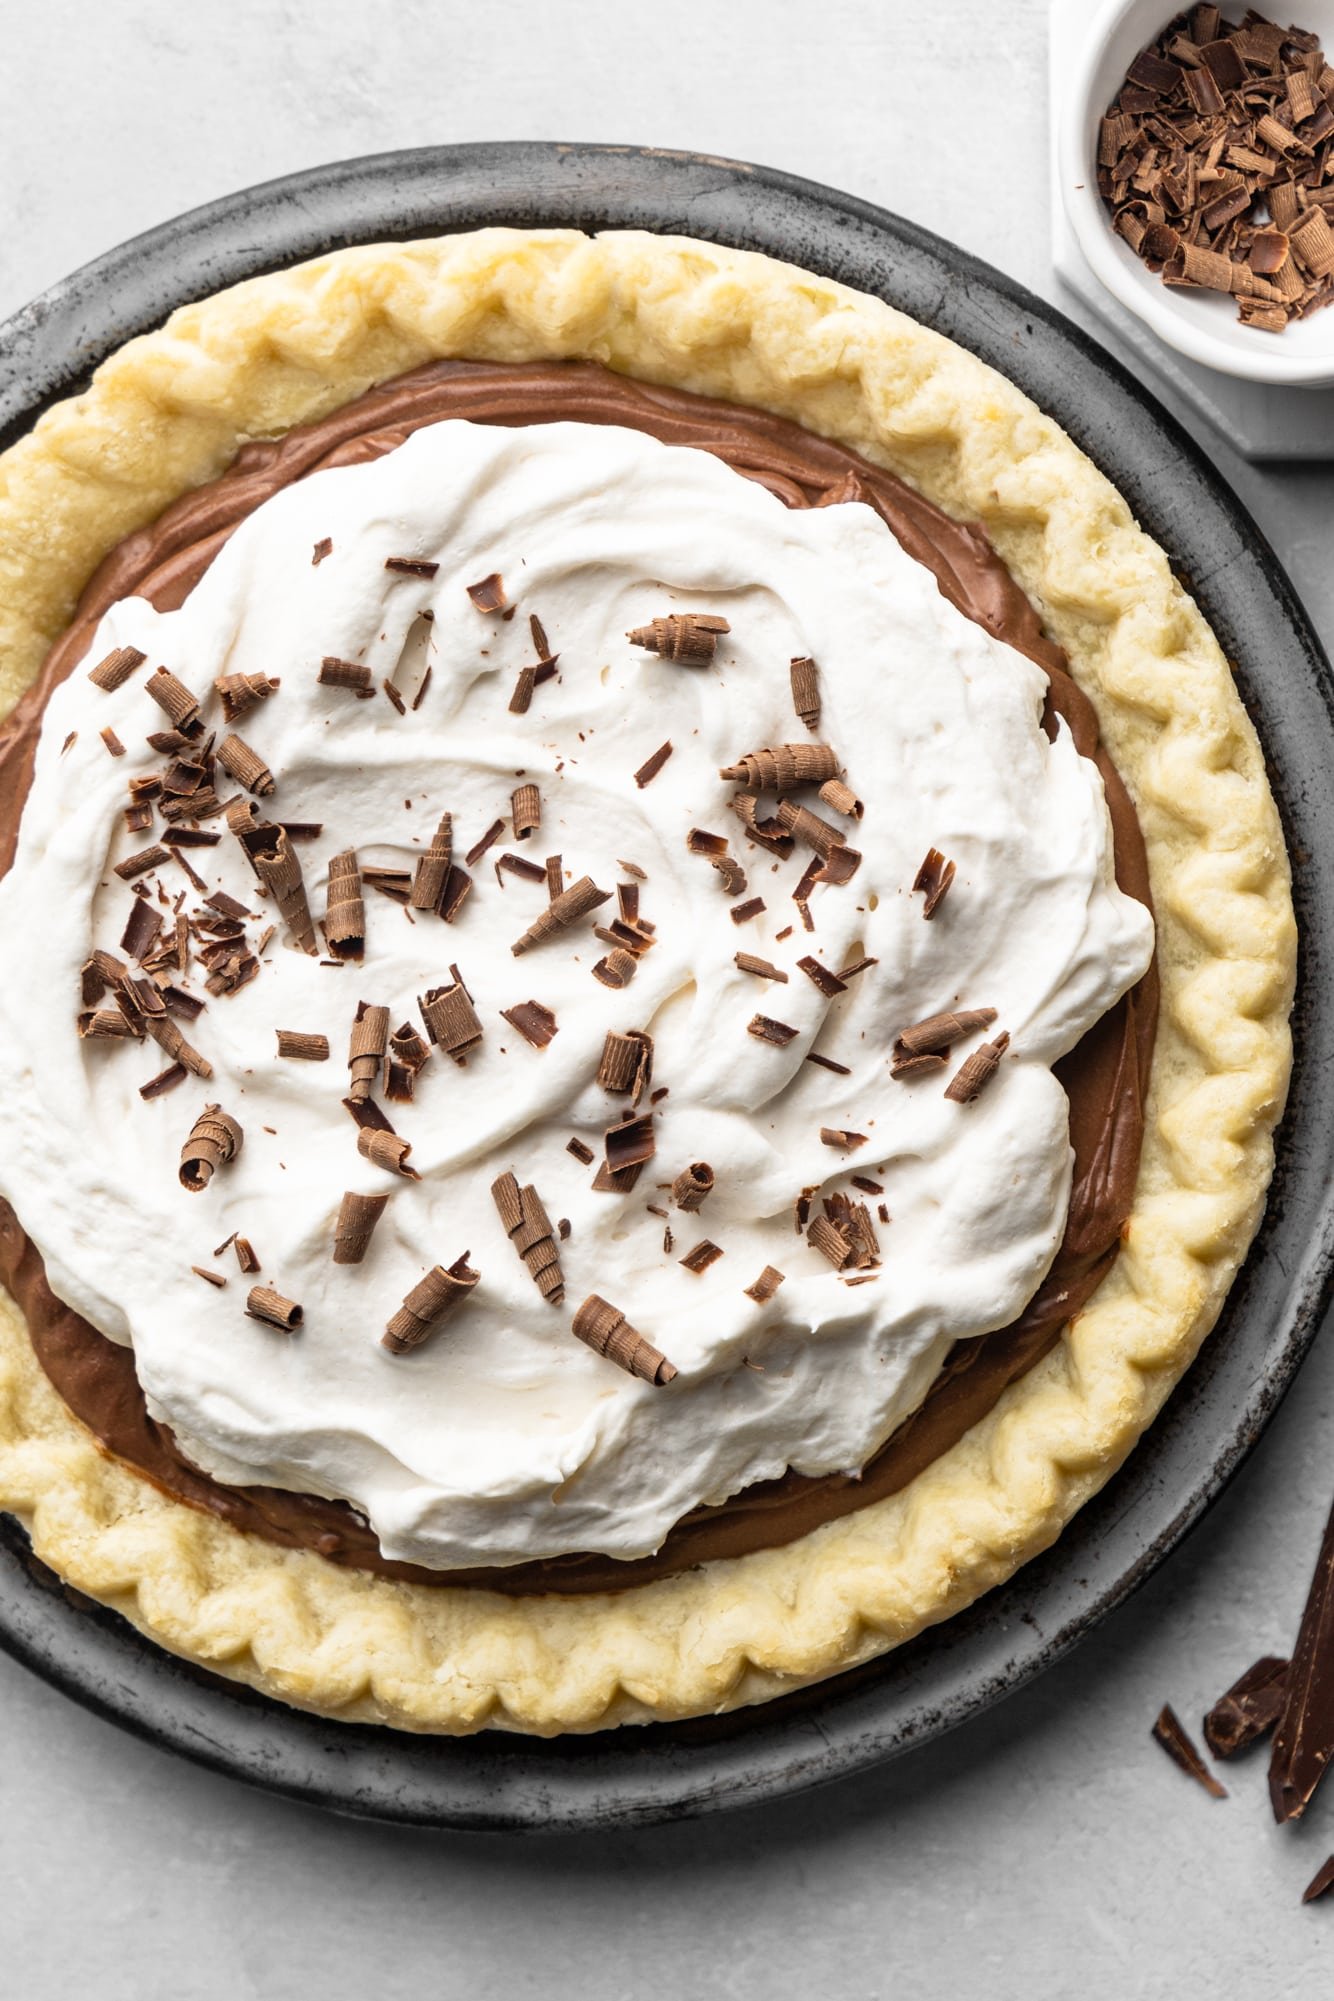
[2, 3, 1333, 1993]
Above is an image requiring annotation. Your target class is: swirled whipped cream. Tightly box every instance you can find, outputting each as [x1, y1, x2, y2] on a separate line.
[0, 418, 1153, 1567]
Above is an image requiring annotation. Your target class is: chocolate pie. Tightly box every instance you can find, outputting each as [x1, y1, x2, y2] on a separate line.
[0, 232, 1294, 1732]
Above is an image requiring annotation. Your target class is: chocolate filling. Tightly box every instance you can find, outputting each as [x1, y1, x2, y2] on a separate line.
[0, 360, 1157, 1594]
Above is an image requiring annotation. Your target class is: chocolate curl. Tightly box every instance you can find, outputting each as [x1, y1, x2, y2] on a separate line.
[775, 799, 847, 860]
[730, 794, 795, 858]
[89, 645, 147, 693]
[491, 1172, 564, 1305]
[332, 1190, 390, 1265]
[913, 847, 956, 919]
[275, 1030, 330, 1061]
[626, 613, 729, 663]
[596, 1028, 653, 1100]
[419, 981, 483, 1063]
[143, 1010, 212, 1078]
[356, 1127, 421, 1180]
[246, 1285, 303, 1331]
[571, 1294, 677, 1386]
[385, 1021, 431, 1100]
[318, 657, 374, 696]
[466, 573, 507, 613]
[808, 1216, 852, 1269]
[511, 783, 541, 840]
[511, 875, 610, 956]
[672, 1162, 714, 1212]
[324, 850, 366, 961]
[77, 1008, 138, 1040]
[225, 796, 258, 839]
[411, 812, 453, 911]
[179, 1103, 243, 1190]
[499, 1001, 558, 1049]
[720, 744, 839, 791]
[383, 1255, 479, 1354]
[347, 1001, 390, 1102]
[819, 777, 863, 819]
[944, 1032, 1010, 1104]
[897, 1008, 998, 1057]
[744, 1265, 785, 1304]
[241, 823, 317, 953]
[216, 732, 275, 797]
[215, 672, 279, 723]
[592, 948, 637, 989]
[145, 667, 201, 733]
[790, 656, 820, 732]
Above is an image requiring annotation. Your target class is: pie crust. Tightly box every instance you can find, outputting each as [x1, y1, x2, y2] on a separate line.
[0, 230, 1295, 1734]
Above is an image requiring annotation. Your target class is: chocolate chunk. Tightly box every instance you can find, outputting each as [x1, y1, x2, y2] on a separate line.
[179, 1104, 243, 1191]
[89, 645, 147, 693]
[1204, 1655, 1289, 1758]
[500, 1000, 559, 1049]
[318, 657, 374, 697]
[748, 1014, 798, 1047]
[1303, 1856, 1334, 1905]
[466, 573, 507, 613]
[382, 1255, 480, 1354]
[944, 1032, 1010, 1103]
[744, 1266, 785, 1304]
[913, 846, 956, 918]
[1270, 1493, 1334, 1822]
[492, 1172, 564, 1304]
[634, 741, 674, 788]
[1152, 1704, 1227, 1799]
[332, 1191, 389, 1266]
[790, 656, 821, 733]
[385, 555, 439, 578]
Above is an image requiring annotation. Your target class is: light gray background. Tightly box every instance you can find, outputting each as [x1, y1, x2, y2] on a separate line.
[2, 2, 1333, 1993]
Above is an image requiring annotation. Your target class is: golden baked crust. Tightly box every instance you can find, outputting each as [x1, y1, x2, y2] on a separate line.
[0, 230, 1295, 1734]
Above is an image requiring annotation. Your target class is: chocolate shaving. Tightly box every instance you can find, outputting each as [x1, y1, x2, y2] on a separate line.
[735, 951, 788, 982]
[807, 1215, 852, 1268]
[944, 1031, 1010, 1103]
[318, 657, 374, 697]
[530, 613, 553, 661]
[343, 1095, 395, 1133]
[312, 537, 332, 565]
[913, 847, 956, 918]
[626, 613, 729, 663]
[120, 895, 163, 963]
[496, 852, 547, 887]
[748, 1013, 798, 1046]
[597, 1028, 654, 1099]
[730, 896, 766, 926]
[896, 1007, 998, 1057]
[730, 793, 795, 859]
[385, 555, 439, 578]
[234, 1237, 260, 1274]
[238, 822, 317, 953]
[1303, 1856, 1334, 1905]
[680, 1239, 723, 1275]
[634, 741, 674, 788]
[100, 726, 126, 758]
[419, 980, 483, 1063]
[545, 853, 563, 901]
[246, 1285, 303, 1331]
[145, 667, 200, 733]
[323, 850, 365, 960]
[672, 1163, 715, 1212]
[571, 1294, 677, 1385]
[139, 1063, 187, 1099]
[1204, 1655, 1289, 1759]
[113, 843, 170, 883]
[818, 777, 863, 819]
[617, 881, 640, 925]
[820, 1128, 868, 1150]
[797, 955, 847, 997]
[687, 828, 728, 857]
[410, 811, 453, 911]
[382, 678, 406, 715]
[385, 1020, 431, 1099]
[509, 666, 538, 715]
[492, 1172, 564, 1304]
[817, 843, 862, 887]
[192, 1266, 227, 1288]
[383, 1255, 478, 1354]
[78, 1009, 137, 1041]
[465, 819, 505, 868]
[276, 1029, 329, 1062]
[604, 1113, 656, 1176]
[744, 1266, 785, 1304]
[332, 1190, 390, 1265]
[851, 1175, 884, 1195]
[347, 1001, 389, 1102]
[466, 573, 507, 614]
[512, 875, 610, 955]
[500, 1000, 559, 1049]
[216, 733, 274, 797]
[892, 1050, 949, 1080]
[89, 645, 146, 693]
[1270, 1490, 1334, 1822]
[790, 656, 821, 732]
[511, 782, 541, 840]
[566, 1136, 595, 1165]
[720, 744, 839, 791]
[776, 799, 847, 860]
[1152, 1704, 1227, 1799]
[179, 1103, 243, 1190]
[356, 1127, 421, 1179]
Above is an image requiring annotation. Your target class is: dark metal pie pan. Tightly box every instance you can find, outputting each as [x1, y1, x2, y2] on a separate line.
[1, 143, 1331, 1833]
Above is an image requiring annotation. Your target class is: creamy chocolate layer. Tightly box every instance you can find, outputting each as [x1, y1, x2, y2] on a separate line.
[0, 360, 1157, 1594]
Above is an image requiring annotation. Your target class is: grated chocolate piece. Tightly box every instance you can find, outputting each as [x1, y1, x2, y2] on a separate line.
[276, 1029, 329, 1062]
[597, 1028, 654, 1099]
[571, 1294, 677, 1385]
[89, 645, 147, 693]
[466, 573, 507, 614]
[627, 613, 729, 663]
[680, 1239, 723, 1276]
[217, 733, 275, 797]
[634, 741, 674, 788]
[492, 1172, 564, 1304]
[512, 782, 541, 840]
[776, 799, 847, 861]
[807, 1215, 852, 1269]
[747, 1014, 798, 1047]
[672, 1162, 714, 1211]
[324, 850, 365, 960]
[78, 1009, 138, 1041]
[720, 744, 839, 791]
[419, 979, 483, 1063]
[512, 875, 610, 955]
[797, 955, 847, 997]
[145, 667, 201, 734]
[113, 844, 170, 883]
[496, 852, 547, 887]
[356, 1127, 421, 1180]
[1152, 1704, 1227, 1799]
[100, 726, 126, 758]
[215, 672, 280, 724]
[332, 1190, 390, 1265]
[604, 1113, 656, 1177]
[192, 1266, 227, 1288]
[121, 895, 163, 963]
[1204, 1656, 1289, 1759]
[566, 1136, 595, 1165]
[735, 951, 788, 982]
[500, 1000, 559, 1050]
[238, 821, 317, 953]
[896, 1007, 997, 1060]
[383, 1255, 479, 1354]
[141, 1009, 211, 1078]
[730, 793, 795, 859]
[544, 853, 563, 901]
[744, 1266, 785, 1304]
[913, 847, 956, 918]
[347, 1001, 389, 1102]
[385, 555, 439, 578]
[410, 811, 453, 911]
[318, 657, 374, 697]
[312, 537, 332, 565]
[179, 1103, 243, 1191]
[944, 1032, 1010, 1104]
[234, 1237, 260, 1274]
[819, 777, 863, 820]
[245, 1285, 303, 1331]
[139, 1063, 187, 1099]
[790, 656, 820, 732]
[465, 818, 505, 868]
[820, 1128, 868, 1150]
[730, 896, 766, 926]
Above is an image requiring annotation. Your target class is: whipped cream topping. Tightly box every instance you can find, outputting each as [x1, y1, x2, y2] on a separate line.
[0, 419, 1154, 1568]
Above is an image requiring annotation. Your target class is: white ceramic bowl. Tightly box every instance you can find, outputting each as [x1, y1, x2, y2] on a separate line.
[1058, 0, 1334, 385]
